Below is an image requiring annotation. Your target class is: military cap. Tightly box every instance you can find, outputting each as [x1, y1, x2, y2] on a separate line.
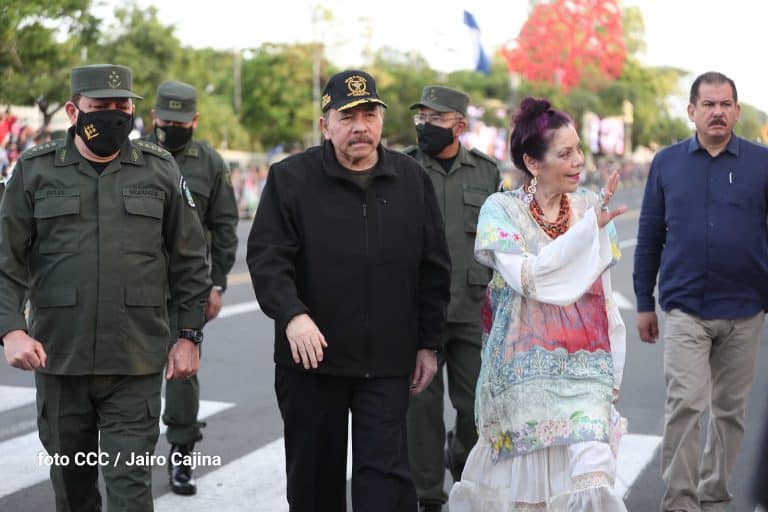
[321, 70, 387, 113]
[410, 85, 469, 116]
[70, 64, 143, 99]
[155, 80, 197, 122]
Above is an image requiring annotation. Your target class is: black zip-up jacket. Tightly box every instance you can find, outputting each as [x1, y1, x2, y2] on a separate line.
[247, 141, 451, 377]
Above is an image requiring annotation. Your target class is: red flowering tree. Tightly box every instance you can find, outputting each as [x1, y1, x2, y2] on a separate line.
[502, 0, 626, 92]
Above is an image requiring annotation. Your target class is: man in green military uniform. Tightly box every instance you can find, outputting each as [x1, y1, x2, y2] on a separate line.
[145, 80, 238, 495]
[404, 85, 500, 512]
[0, 64, 211, 512]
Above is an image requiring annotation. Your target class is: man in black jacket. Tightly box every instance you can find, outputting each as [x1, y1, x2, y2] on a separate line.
[247, 70, 451, 512]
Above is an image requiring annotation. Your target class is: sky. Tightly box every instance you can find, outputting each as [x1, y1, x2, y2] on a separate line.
[93, 0, 768, 113]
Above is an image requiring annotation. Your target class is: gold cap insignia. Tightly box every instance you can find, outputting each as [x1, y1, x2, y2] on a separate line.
[321, 94, 331, 109]
[169, 100, 182, 110]
[345, 75, 368, 97]
[107, 70, 122, 89]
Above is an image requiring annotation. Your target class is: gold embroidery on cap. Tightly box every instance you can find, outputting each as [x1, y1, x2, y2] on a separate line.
[107, 70, 122, 89]
[321, 94, 331, 109]
[345, 75, 368, 97]
[169, 100, 182, 110]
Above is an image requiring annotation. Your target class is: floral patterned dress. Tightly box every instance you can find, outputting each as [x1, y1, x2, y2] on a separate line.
[449, 187, 627, 511]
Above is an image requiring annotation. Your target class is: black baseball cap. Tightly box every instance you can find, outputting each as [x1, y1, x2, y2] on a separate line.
[321, 70, 387, 113]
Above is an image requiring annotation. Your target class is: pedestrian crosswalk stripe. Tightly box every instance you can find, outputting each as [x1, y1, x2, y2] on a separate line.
[613, 291, 634, 311]
[614, 434, 663, 498]
[155, 421, 354, 511]
[0, 385, 36, 414]
[154, 430, 659, 510]
[218, 300, 260, 318]
[0, 395, 234, 499]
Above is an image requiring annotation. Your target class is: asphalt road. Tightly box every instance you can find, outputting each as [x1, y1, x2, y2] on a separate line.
[1, 183, 766, 511]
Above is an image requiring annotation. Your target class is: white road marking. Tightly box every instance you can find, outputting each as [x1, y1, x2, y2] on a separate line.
[0, 385, 36, 414]
[613, 291, 634, 311]
[0, 396, 233, 499]
[619, 237, 637, 249]
[156, 430, 660, 510]
[614, 433, 663, 498]
[218, 301, 261, 318]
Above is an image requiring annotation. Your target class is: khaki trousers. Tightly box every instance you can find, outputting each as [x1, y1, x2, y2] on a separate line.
[661, 309, 764, 512]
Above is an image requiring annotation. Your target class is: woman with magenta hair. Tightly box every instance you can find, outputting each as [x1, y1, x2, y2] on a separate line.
[449, 97, 629, 510]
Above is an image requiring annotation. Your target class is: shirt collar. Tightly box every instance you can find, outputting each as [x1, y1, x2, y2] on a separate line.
[688, 133, 740, 157]
[55, 127, 144, 167]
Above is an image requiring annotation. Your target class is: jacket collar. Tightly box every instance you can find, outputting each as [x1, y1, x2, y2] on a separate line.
[418, 144, 474, 175]
[321, 140, 397, 180]
[56, 127, 145, 174]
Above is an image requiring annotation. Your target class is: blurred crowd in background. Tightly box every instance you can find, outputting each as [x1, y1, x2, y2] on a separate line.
[1, 106, 651, 221]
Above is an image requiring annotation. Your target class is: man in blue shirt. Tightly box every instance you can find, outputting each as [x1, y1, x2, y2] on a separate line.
[634, 71, 768, 511]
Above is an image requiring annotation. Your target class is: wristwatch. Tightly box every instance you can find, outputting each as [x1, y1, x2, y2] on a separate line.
[178, 328, 204, 345]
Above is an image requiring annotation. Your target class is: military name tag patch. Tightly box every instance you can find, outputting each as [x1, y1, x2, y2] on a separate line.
[179, 176, 195, 208]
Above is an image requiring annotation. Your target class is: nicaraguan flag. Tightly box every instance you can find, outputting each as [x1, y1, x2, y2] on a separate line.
[463, 10, 490, 74]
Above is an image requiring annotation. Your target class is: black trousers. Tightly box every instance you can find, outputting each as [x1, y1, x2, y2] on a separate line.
[275, 366, 417, 512]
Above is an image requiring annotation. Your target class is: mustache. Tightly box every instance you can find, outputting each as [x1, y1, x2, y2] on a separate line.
[348, 137, 374, 145]
[709, 118, 727, 127]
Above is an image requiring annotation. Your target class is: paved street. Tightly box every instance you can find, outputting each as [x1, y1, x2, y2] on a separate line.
[1, 184, 766, 511]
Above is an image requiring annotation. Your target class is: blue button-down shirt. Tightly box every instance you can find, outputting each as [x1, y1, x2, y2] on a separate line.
[633, 134, 768, 319]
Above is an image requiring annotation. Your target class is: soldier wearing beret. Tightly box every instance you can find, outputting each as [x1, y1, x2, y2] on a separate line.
[0, 64, 211, 511]
[247, 70, 451, 512]
[404, 85, 500, 511]
[144, 80, 238, 495]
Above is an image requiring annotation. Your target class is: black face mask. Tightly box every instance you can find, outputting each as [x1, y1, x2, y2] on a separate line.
[154, 124, 193, 152]
[75, 108, 133, 157]
[416, 122, 455, 157]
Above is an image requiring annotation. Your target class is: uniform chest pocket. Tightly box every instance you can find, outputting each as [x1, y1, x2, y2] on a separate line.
[34, 189, 81, 219]
[33, 189, 81, 253]
[122, 189, 165, 254]
[463, 188, 489, 233]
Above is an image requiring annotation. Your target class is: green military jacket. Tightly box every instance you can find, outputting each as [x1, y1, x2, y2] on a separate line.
[144, 135, 238, 289]
[0, 131, 211, 375]
[404, 144, 500, 324]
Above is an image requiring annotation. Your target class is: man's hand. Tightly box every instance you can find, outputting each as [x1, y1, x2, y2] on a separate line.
[410, 349, 438, 395]
[3, 330, 47, 371]
[166, 339, 200, 379]
[637, 311, 659, 343]
[286, 314, 327, 369]
[205, 288, 223, 320]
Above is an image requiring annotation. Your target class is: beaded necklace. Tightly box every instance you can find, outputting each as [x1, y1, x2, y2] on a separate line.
[529, 193, 571, 239]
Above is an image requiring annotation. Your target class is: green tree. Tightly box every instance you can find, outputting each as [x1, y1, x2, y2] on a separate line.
[239, 43, 318, 149]
[0, 0, 98, 126]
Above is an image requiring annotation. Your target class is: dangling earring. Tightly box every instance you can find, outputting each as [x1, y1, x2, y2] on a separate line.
[524, 176, 537, 205]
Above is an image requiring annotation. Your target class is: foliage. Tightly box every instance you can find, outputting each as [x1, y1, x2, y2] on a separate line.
[502, 0, 626, 92]
[0, 0, 99, 125]
[1, 1, 766, 154]
[239, 43, 318, 150]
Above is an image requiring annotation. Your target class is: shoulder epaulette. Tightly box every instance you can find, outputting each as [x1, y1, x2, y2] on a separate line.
[20, 141, 59, 160]
[134, 140, 172, 160]
[469, 147, 498, 166]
